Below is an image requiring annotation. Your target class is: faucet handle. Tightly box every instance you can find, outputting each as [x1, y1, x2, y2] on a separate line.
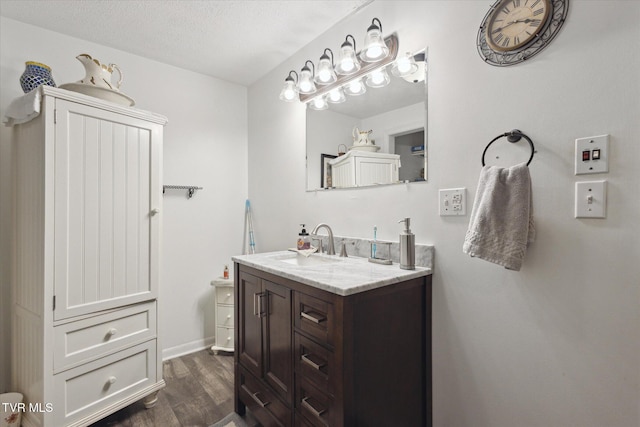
[339, 241, 348, 257]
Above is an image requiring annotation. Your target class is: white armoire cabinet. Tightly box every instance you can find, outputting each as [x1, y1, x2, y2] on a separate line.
[10, 86, 167, 427]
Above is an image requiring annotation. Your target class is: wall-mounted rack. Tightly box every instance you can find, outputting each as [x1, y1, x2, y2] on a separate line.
[163, 185, 203, 198]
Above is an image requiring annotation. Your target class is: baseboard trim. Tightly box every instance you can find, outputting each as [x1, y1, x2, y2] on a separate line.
[162, 337, 215, 361]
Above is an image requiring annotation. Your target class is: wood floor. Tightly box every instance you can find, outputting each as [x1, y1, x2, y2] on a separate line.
[90, 349, 235, 427]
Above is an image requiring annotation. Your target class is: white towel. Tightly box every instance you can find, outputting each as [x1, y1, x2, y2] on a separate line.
[3, 87, 42, 126]
[463, 162, 535, 271]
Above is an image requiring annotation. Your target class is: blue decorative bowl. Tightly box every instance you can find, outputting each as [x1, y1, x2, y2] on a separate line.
[20, 61, 56, 93]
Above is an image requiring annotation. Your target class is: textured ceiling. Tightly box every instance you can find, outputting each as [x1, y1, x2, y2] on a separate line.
[0, 0, 371, 86]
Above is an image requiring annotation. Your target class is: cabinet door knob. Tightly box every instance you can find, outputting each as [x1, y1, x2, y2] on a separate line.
[107, 328, 118, 337]
[107, 376, 117, 385]
[150, 208, 160, 216]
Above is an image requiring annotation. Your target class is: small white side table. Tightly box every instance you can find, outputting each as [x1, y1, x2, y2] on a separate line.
[210, 277, 234, 354]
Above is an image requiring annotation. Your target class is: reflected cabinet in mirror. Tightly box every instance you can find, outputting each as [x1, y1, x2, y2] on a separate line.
[306, 50, 427, 191]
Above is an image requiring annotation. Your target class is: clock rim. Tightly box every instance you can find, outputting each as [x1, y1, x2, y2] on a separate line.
[485, 0, 552, 53]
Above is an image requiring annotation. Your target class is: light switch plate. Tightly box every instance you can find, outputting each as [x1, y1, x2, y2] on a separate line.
[575, 180, 607, 218]
[439, 188, 466, 216]
[575, 134, 609, 175]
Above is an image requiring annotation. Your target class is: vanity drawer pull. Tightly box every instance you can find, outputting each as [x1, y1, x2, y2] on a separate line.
[106, 376, 117, 386]
[241, 384, 270, 408]
[301, 310, 325, 324]
[106, 328, 118, 338]
[301, 353, 325, 371]
[301, 396, 325, 417]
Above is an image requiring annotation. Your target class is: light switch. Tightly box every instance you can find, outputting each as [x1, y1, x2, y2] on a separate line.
[575, 135, 609, 175]
[575, 180, 607, 218]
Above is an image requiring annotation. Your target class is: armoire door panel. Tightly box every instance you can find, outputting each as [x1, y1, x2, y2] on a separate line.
[54, 100, 158, 320]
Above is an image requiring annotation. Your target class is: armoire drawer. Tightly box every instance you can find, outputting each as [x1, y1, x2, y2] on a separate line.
[216, 305, 234, 327]
[54, 301, 156, 372]
[53, 340, 157, 427]
[216, 286, 234, 305]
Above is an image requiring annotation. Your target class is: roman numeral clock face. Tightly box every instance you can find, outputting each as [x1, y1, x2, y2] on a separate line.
[487, 0, 550, 51]
[477, 0, 569, 66]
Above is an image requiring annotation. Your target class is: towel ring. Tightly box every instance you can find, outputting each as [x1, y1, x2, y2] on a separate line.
[482, 130, 535, 167]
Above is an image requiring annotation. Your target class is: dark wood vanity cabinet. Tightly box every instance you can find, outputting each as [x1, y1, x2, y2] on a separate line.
[234, 263, 432, 427]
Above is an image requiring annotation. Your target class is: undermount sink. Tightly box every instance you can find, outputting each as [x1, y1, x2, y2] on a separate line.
[273, 252, 342, 267]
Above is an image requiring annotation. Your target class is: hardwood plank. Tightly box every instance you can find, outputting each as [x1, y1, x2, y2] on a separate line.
[90, 349, 235, 427]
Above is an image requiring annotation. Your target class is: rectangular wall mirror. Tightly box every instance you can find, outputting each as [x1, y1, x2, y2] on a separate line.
[306, 49, 427, 191]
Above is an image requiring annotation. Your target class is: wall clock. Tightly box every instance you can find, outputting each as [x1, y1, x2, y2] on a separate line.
[477, 0, 569, 66]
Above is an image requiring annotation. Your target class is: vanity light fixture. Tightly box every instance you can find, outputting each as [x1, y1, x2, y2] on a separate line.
[308, 94, 329, 110]
[279, 70, 299, 102]
[360, 18, 389, 62]
[315, 48, 337, 85]
[298, 60, 317, 94]
[327, 87, 346, 104]
[335, 35, 361, 76]
[344, 77, 366, 96]
[365, 67, 390, 88]
[298, 34, 398, 104]
[391, 52, 418, 78]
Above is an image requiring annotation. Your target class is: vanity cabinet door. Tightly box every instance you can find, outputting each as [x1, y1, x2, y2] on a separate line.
[262, 280, 292, 404]
[238, 272, 263, 379]
[237, 271, 293, 402]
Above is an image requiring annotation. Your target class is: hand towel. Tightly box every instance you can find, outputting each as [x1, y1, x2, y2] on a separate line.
[287, 247, 318, 257]
[3, 87, 42, 126]
[463, 162, 535, 271]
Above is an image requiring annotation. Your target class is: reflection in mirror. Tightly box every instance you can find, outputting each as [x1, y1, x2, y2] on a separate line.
[306, 50, 427, 191]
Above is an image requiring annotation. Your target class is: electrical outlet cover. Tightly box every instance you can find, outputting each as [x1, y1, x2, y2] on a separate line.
[439, 188, 466, 216]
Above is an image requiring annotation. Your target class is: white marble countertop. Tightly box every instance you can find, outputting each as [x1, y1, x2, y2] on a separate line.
[232, 250, 432, 296]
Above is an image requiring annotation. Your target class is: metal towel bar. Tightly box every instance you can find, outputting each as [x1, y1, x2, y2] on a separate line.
[482, 129, 535, 167]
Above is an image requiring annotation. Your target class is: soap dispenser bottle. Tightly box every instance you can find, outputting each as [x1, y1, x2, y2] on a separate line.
[297, 224, 311, 250]
[398, 218, 415, 270]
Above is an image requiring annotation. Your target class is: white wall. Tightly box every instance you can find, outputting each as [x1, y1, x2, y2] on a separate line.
[0, 17, 248, 391]
[248, 1, 639, 426]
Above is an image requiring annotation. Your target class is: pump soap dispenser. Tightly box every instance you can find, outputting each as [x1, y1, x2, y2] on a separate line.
[297, 224, 311, 250]
[398, 218, 415, 270]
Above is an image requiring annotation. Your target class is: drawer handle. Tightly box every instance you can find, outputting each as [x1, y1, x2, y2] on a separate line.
[106, 328, 118, 338]
[301, 310, 325, 324]
[302, 396, 325, 417]
[301, 353, 325, 371]
[107, 376, 117, 385]
[227, 315, 231, 319]
[226, 293, 232, 298]
[241, 385, 270, 408]
[150, 208, 160, 216]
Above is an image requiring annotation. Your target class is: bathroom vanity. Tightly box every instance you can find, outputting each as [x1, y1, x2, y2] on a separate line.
[232, 251, 432, 427]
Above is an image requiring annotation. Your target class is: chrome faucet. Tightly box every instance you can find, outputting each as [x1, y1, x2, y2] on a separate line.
[311, 223, 335, 255]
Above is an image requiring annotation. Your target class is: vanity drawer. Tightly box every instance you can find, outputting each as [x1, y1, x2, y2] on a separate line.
[295, 333, 333, 395]
[294, 292, 334, 347]
[216, 326, 234, 348]
[216, 304, 234, 327]
[216, 286, 234, 305]
[238, 366, 292, 427]
[54, 301, 156, 372]
[52, 340, 157, 427]
[296, 376, 334, 427]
